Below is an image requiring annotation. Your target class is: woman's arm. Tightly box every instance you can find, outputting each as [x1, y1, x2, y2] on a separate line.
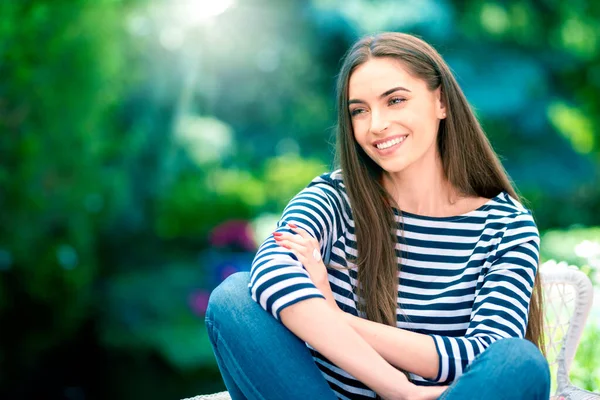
[280, 298, 412, 400]
[249, 180, 341, 320]
[253, 179, 447, 399]
[277, 215, 540, 384]
[279, 298, 447, 400]
[272, 223, 434, 399]
[340, 313, 440, 379]
[276, 225, 439, 380]
[338, 235, 539, 383]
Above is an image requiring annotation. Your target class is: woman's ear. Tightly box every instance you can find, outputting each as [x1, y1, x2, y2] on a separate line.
[437, 88, 447, 119]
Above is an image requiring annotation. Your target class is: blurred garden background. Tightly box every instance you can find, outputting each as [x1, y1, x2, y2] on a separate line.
[1, 0, 600, 398]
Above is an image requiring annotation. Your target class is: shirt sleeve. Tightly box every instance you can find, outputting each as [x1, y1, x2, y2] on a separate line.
[428, 212, 540, 384]
[248, 174, 344, 320]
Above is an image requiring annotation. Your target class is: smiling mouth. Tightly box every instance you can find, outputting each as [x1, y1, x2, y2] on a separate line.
[374, 135, 408, 150]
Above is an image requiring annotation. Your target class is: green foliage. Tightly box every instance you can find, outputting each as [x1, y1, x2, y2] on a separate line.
[155, 154, 327, 240]
[541, 227, 600, 284]
[154, 168, 257, 240]
[261, 155, 330, 209]
[99, 264, 216, 369]
[0, 1, 142, 373]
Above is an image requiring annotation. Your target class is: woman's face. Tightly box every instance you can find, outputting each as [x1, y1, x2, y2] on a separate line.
[348, 57, 446, 175]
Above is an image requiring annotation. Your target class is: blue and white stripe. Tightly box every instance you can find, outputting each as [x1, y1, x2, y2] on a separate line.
[249, 170, 540, 399]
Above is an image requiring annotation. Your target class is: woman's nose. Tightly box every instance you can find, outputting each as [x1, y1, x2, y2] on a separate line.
[369, 112, 390, 134]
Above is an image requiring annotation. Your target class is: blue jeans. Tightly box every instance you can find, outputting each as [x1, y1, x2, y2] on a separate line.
[206, 272, 550, 400]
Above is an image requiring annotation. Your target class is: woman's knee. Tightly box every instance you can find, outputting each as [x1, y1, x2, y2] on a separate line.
[205, 271, 253, 328]
[489, 338, 550, 386]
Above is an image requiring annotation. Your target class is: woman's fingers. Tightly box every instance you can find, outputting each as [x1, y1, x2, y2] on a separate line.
[274, 233, 315, 257]
[274, 238, 305, 254]
[281, 224, 322, 260]
[288, 224, 321, 248]
[274, 236, 320, 266]
[273, 233, 306, 254]
[288, 224, 311, 240]
[274, 227, 330, 283]
[274, 232, 309, 248]
[273, 232, 302, 241]
[273, 238, 307, 262]
[274, 224, 325, 267]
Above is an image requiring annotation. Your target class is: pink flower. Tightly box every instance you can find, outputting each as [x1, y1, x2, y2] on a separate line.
[210, 220, 256, 251]
[189, 290, 210, 316]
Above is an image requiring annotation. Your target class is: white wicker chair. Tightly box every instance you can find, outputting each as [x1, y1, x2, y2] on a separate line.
[541, 263, 599, 399]
[186, 263, 599, 400]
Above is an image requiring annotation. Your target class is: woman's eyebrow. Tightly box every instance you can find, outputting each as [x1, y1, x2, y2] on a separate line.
[381, 86, 411, 97]
[348, 86, 411, 105]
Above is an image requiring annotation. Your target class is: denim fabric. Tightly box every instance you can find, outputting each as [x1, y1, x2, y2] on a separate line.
[439, 337, 550, 399]
[205, 272, 338, 400]
[206, 272, 550, 400]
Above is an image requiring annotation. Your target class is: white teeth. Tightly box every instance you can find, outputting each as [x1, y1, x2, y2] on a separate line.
[376, 136, 406, 149]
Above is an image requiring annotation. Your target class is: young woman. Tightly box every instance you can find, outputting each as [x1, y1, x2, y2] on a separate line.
[205, 32, 551, 400]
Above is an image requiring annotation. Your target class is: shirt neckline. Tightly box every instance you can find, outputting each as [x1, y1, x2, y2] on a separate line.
[392, 192, 504, 222]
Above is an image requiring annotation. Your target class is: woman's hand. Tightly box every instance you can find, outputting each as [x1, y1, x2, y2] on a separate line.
[273, 223, 327, 282]
[274, 225, 447, 400]
[273, 223, 339, 310]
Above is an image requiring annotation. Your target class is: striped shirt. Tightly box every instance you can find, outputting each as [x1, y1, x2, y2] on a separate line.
[249, 170, 540, 399]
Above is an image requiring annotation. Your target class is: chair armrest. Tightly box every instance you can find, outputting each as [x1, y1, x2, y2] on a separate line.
[181, 392, 231, 400]
[555, 385, 600, 400]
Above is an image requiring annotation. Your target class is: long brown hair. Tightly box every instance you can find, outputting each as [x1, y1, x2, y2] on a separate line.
[334, 32, 544, 353]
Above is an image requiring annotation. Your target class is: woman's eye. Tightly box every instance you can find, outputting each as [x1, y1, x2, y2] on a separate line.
[389, 97, 406, 106]
[350, 108, 366, 117]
